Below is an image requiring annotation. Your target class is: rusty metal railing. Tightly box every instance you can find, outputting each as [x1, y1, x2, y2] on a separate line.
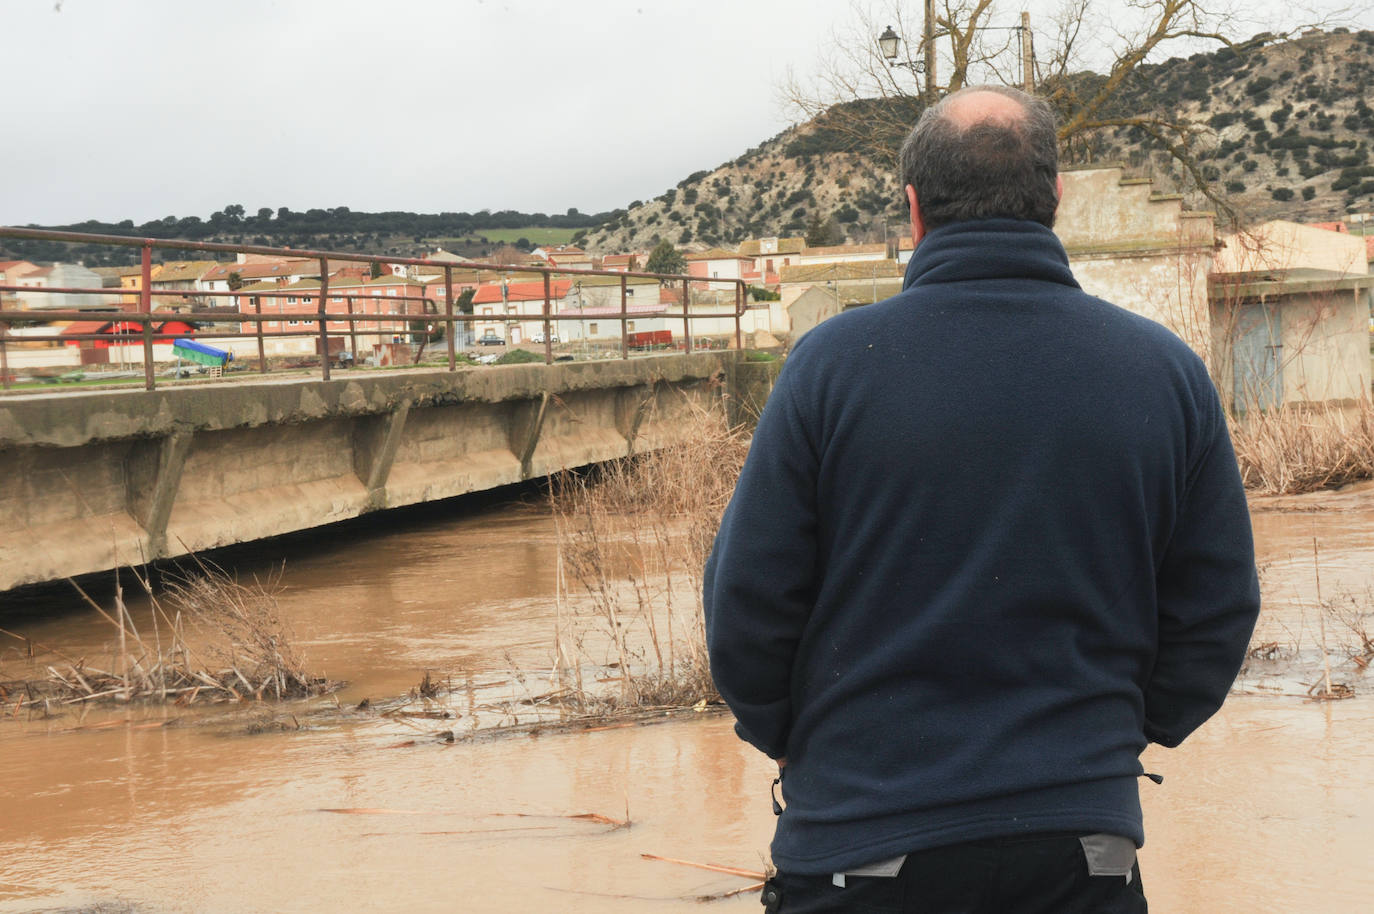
[0, 226, 749, 391]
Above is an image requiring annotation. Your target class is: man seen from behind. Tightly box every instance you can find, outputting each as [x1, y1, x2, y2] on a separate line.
[703, 86, 1261, 913]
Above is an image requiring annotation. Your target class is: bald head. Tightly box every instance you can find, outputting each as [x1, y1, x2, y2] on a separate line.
[899, 85, 1060, 231]
[943, 88, 1030, 130]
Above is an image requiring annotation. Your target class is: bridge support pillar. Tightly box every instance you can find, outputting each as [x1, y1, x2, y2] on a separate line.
[126, 428, 193, 558]
[352, 398, 412, 510]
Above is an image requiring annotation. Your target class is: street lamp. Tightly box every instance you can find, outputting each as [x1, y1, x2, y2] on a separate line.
[877, 25, 924, 74]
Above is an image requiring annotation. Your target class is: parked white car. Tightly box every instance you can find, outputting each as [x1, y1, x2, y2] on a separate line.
[531, 331, 560, 344]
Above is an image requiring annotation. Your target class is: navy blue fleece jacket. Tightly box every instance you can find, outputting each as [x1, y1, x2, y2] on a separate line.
[703, 219, 1260, 875]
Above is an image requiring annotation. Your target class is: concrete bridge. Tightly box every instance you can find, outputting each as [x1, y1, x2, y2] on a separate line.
[0, 353, 779, 592]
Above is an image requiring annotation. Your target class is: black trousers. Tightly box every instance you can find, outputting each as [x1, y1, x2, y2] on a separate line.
[763, 833, 1146, 914]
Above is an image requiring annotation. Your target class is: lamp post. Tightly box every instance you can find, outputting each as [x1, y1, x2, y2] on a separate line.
[878, 11, 1036, 98]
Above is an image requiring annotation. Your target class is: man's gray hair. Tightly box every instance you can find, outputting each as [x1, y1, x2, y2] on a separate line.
[900, 85, 1060, 230]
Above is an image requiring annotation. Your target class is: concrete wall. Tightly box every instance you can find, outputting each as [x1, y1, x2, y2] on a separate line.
[1057, 166, 1217, 362]
[0, 353, 752, 592]
[1276, 287, 1370, 405]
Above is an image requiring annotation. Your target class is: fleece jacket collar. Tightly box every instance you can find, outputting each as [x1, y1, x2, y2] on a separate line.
[902, 218, 1080, 292]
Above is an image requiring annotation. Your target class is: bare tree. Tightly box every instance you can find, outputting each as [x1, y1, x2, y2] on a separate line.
[781, 0, 1348, 216]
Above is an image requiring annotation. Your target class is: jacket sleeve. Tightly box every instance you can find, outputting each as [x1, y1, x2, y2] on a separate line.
[704, 367, 820, 759]
[1145, 396, 1261, 748]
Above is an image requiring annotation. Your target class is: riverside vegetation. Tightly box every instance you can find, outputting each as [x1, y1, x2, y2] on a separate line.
[1, 561, 336, 715]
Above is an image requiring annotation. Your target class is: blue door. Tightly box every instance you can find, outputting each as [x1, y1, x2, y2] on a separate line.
[1233, 302, 1282, 413]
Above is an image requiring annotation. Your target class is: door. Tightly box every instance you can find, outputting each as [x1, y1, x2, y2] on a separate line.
[1233, 301, 1282, 413]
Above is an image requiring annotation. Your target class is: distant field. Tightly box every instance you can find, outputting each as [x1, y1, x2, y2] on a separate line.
[429, 226, 582, 246]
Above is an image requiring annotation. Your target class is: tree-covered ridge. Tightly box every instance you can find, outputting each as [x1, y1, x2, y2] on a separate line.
[2, 206, 622, 267]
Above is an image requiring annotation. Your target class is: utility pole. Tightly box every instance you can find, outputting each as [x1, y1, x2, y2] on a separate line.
[1020, 12, 1034, 92]
[923, 0, 937, 102]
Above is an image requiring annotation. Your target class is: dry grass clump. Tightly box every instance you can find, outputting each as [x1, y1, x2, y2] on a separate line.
[549, 396, 749, 712]
[1230, 399, 1374, 495]
[1, 562, 335, 713]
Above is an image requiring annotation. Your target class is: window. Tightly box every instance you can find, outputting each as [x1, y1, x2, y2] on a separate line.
[287, 296, 297, 304]
[483, 307, 493, 315]
[589, 322, 599, 335]
[626, 288, 635, 297]
[626, 320, 635, 332]
[387, 289, 397, 296]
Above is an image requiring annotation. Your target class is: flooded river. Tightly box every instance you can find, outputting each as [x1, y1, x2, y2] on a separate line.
[2, 484, 1372, 913]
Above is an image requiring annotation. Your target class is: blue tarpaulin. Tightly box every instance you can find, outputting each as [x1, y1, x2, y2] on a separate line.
[173, 337, 232, 367]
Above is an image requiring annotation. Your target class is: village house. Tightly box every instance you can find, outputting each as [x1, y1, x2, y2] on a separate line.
[470, 278, 573, 344]
[777, 260, 905, 332]
[567, 274, 661, 310]
[686, 248, 755, 291]
[0, 260, 39, 310]
[150, 260, 220, 311]
[600, 253, 639, 272]
[737, 236, 805, 282]
[534, 244, 592, 270]
[895, 236, 916, 265]
[555, 301, 671, 343]
[1210, 219, 1370, 412]
[7, 261, 113, 311]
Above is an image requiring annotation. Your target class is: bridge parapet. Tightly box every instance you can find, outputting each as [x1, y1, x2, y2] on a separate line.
[0, 353, 778, 592]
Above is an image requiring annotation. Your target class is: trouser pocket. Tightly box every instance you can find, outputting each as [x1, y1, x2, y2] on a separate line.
[1078, 833, 1137, 878]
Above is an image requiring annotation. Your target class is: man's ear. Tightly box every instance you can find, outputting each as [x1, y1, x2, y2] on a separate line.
[1056, 174, 1064, 202]
[906, 184, 926, 245]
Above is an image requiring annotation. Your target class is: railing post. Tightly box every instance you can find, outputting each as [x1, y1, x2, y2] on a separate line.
[542, 272, 553, 365]
[253, 296, 266, 372]
[317, 257, 330, 381]
[140, 243, 155, 390]
[682, 277, 692, 354]
[736, 280, 747, 350]
[444, 265, 456, 371]
[620, 274, 628, 360]
[0, 319, 10, 390]
[347, 295, 359, 361]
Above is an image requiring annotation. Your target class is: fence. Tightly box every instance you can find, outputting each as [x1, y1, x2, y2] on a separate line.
[0, 227, 748, 391]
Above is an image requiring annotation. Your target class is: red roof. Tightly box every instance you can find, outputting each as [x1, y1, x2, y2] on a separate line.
[60, 319, 194, 346]
[471, 279, 572, 305]
[1310, 221, 1349, 233]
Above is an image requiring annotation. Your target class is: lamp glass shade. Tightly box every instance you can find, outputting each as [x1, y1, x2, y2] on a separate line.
[878, 26, 900, 61]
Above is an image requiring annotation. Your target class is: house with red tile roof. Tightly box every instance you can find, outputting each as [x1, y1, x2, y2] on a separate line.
[470, 278, 573, 343]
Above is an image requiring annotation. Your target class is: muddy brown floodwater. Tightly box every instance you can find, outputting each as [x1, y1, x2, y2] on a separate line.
[2, 485, 1372, 913]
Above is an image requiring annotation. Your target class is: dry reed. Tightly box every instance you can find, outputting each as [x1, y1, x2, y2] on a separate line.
[1229, 399, 1374, 495]
[548, 393, 748, 713]
[2, 562, 335, 711]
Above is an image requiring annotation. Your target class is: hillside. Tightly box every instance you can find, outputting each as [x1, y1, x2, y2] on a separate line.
[582, 29, 1374, 253]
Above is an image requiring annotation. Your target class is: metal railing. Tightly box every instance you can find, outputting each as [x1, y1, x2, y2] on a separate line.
[0, 227, 749, 391]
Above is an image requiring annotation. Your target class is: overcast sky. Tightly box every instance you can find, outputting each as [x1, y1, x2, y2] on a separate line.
[5, 0, 1370, 226]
